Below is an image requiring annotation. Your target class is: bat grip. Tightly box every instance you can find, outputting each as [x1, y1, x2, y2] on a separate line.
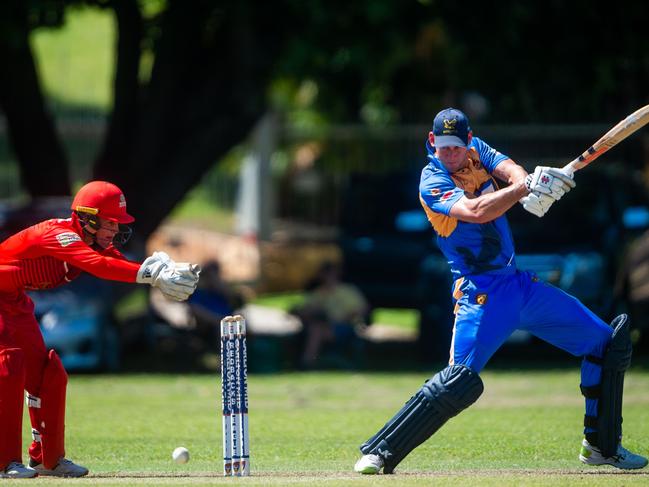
[561, 159, 578, 177]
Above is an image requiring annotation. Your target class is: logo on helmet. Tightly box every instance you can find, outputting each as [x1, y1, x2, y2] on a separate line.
[443, 118, 458, 134]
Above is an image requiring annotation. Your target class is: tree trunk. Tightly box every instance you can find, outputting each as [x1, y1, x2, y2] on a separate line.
[97, 0, 281, 240]
[0, 3, 70, 196]
[94, 0, 142, 182]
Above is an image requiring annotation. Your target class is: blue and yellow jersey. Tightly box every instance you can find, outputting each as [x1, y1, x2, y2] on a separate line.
[419, 136, 516, 278]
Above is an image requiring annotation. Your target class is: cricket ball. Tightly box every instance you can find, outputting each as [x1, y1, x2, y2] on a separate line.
[172, 446, 190, 464]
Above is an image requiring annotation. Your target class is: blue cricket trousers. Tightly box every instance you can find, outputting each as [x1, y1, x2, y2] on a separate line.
[450, 270, 613, 432]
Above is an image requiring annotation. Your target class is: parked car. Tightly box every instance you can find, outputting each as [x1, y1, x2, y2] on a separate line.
[1, 197, 124, 371]
[28, 275, 121, 371]
[339, 166, 649, 362]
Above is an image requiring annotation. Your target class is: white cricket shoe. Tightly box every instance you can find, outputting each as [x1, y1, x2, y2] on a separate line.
[579, 439, 648, 470]
[0, 461, 37, 478]
[354, 454, 384, 474]
[30, 457, 89, 477]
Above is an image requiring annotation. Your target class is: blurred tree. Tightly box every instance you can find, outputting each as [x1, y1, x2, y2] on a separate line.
[0, 0, 647, 239]
[0, 1, 70, 196]
[0, 0, 285, 239]
[92, 0, 283, 238]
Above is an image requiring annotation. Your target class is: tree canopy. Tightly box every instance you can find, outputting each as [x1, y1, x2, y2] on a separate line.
[0, 0, 647, 238]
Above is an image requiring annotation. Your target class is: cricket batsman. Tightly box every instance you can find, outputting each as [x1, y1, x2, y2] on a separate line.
[0, 181, 200, 478]
[354, 108, 648, 474]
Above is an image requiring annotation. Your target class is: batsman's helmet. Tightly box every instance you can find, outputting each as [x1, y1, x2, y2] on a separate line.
[71, 181, 135, 224]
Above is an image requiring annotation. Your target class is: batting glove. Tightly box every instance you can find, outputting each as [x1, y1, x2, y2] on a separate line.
[520, 192, 556, 218]
[525, 166, 576, 201]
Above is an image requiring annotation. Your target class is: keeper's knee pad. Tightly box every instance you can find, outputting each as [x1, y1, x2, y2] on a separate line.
[27, 350, 68, 469]
[0, 348, 26, 468]
[360, 364, 483, 473]
[581, 314, 632, 457]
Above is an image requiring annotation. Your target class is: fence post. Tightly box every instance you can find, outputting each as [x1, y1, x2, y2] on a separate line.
[236, 112, 279, 242]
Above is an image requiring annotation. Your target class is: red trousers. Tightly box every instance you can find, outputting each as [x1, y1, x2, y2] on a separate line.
[0, 291, 60, 468]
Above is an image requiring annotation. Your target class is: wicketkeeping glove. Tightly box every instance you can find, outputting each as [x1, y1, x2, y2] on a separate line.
[525, 166, 576, 201]
[160, 262, 201, 301]
[137, 251, 201, 301]
[520, 192, 556, 218]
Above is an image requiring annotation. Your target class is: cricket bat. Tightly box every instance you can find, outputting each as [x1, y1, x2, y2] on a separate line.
[562, 104, 649, 176]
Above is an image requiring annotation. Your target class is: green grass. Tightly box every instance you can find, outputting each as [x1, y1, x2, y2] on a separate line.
[252, 293, 419, 332]
[372, 307, 419, 332]
[252, 292, 305, 311]
[165, 187, 235, 233]
[31, 6, 115, 111]
[18, 366, 649, 485]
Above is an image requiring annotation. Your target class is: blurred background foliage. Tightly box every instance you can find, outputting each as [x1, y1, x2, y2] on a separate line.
[1, 0, 649, 370]
[1, 0, 646, 223]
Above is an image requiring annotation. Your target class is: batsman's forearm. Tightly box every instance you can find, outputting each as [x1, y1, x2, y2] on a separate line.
[465, 180, 528, 223]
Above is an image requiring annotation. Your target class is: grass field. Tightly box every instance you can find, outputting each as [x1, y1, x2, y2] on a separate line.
[18, 365, 649, 486]
[31, 7, 114, 111]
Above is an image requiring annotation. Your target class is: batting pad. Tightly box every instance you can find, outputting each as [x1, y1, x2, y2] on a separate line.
[360, 364, 483, 473]
[582, 315, 632, 458]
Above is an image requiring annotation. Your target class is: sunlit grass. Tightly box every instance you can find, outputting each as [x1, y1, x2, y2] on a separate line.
[17, 368, 649, 486]
[31, 6, 115, 111]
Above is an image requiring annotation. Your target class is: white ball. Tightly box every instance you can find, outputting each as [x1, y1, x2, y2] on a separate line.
[172, 446, 190, 464]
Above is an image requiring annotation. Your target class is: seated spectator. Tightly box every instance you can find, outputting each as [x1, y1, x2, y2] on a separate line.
[188, 260, 244, 335]
[149, 260, 245, 353]
[294, 261, 368, 369]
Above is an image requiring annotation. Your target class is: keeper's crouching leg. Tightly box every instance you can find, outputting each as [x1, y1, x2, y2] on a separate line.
[0, 348, 26, 469]
[27, 350, 68, 469]
[360, 364, 483, 473]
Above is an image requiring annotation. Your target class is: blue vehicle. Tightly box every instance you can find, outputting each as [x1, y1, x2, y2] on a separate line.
[28, 275, 122, 371]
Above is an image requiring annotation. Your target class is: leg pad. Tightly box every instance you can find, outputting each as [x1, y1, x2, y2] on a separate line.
[581, 314, 632, 458]
[360, 364, 483, 473]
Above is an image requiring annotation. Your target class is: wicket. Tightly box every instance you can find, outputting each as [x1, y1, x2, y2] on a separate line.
[220, 315, 250, 476]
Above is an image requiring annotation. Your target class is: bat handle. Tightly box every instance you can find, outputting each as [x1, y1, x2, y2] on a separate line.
[561, 159, 579, 177]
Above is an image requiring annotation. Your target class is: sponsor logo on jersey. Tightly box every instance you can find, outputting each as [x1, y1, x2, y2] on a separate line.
[430, 188, 441, 196]
[441, 190, 455, 202]
[56, 232, 82, 247]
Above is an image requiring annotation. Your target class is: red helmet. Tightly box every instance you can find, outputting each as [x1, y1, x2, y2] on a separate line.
[71, 181, 135, 223]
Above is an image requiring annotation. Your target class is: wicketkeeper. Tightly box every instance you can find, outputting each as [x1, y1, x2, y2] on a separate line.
[354, 108, 647, 474]
[0, 181, 200, 478]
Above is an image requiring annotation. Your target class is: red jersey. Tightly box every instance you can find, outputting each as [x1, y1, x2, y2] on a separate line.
[0, 216, 140, 293]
